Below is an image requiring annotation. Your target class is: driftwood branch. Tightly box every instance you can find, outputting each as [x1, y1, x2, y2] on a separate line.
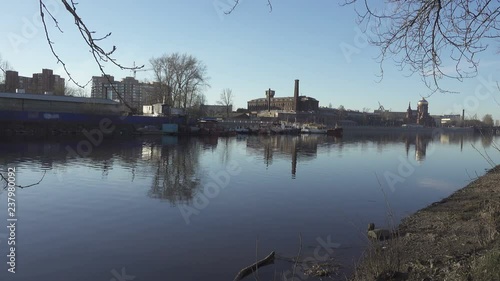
[233, 251, 275, 281]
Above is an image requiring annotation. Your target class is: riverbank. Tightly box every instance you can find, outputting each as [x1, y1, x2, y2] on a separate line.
[342, 125, 475, 136]
[352, 165, 500, 281]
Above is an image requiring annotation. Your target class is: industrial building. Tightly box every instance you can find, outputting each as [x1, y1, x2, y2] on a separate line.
[247, 80, 319, 112]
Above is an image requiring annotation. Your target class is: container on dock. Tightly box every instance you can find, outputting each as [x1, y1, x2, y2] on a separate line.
[162, 123, 179, 134]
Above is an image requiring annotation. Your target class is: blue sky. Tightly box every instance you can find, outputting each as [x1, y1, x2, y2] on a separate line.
[1, 0, 499, 121]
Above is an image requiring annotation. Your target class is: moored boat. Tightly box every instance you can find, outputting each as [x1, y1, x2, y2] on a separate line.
[235, 126, 250, 134]
[326, 127, 343, 137]
[301, 123, 327, 134]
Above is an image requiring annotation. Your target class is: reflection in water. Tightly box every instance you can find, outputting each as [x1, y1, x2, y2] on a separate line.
[404, 134, 432, 162]
[144, 137, 202, 205]
[1, 133, 499, 281]
[246, 135, 325, 178]
[0, 132, 490, 203]
[243, 133, 486, 178]
[0, 137, 205, 206]
[481, 134, 494, 148]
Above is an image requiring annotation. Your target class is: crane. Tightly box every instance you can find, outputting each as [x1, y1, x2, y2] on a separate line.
[131, 62, 152, 79]
[377, 101, 385, 112]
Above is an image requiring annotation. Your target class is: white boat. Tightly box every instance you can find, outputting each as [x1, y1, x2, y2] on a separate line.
[282, 124, 301, 135]
[301, 123, 327, 134]
[271, 122, 301, 134]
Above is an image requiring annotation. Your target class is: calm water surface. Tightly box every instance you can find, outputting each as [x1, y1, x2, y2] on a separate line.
[0, 133, 499, 280]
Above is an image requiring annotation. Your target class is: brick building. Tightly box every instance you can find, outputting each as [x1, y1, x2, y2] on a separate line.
[405, 98, 434, 127]
[4, 69, 65, 95]
[247, 79, 319, 112]
[91, 75, 154, 113]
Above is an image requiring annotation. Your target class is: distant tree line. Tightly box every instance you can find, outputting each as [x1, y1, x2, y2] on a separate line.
[0, 54, 13, 91]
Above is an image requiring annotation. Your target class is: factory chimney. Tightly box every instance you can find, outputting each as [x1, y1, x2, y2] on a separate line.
[294, 79, 299, 112]
[268, 88, 271, 112]
[462, 109, 465, 127]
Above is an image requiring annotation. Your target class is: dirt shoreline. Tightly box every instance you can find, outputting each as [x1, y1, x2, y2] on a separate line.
[352, 165, 500, 281]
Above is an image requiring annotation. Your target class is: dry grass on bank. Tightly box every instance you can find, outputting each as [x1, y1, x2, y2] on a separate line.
[351, 166, 500, 281]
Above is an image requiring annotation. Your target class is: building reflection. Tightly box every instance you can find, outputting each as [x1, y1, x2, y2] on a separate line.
[245, 135, 325, 178]
[0, 132, 491, 202]
[404, 134, 432, 162]
[415, 134, 430, 162]
[228, 133, 489, 178]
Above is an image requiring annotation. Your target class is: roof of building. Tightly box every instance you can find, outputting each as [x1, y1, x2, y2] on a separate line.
[0, 92, 120, 105]
[418, 98, 428, 105]
[201, 104, 231, 108]
[248, 96, 318, 102]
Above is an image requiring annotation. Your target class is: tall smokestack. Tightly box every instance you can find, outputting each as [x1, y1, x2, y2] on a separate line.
[294, 79, 299, 112]
[268, 88, 271, 112]
[462, 109, 465, 127]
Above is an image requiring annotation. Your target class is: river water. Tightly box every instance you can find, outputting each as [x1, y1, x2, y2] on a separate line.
[0, 132, 499, 280]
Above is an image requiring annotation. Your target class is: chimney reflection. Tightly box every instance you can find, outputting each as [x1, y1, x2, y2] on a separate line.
[246, 135, 321, 178]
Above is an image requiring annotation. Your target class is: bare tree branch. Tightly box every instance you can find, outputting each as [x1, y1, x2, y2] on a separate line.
[217, 88, 234, 117]
[0, 54, 13, 86]
[225, 1, 500, 93]
[225, 0, 273, 15]
[343, 0, 500, 93]
[39, 0, 144, 112]
[1, 170, 46, 189]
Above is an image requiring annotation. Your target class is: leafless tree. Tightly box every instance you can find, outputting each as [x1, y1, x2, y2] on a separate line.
[150, 56, 174, 105]
[217, 88, 234, 117]
[483, 114, 494, 127]
[64, 81, 87, 97]
[150, 53, 209, 109]
[186, 93, 207, 118]
[338, 104, 346, 119]
[39, 0, 142, 111]
[0, 54, 13, 87]
[343, 0, 500, 93]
